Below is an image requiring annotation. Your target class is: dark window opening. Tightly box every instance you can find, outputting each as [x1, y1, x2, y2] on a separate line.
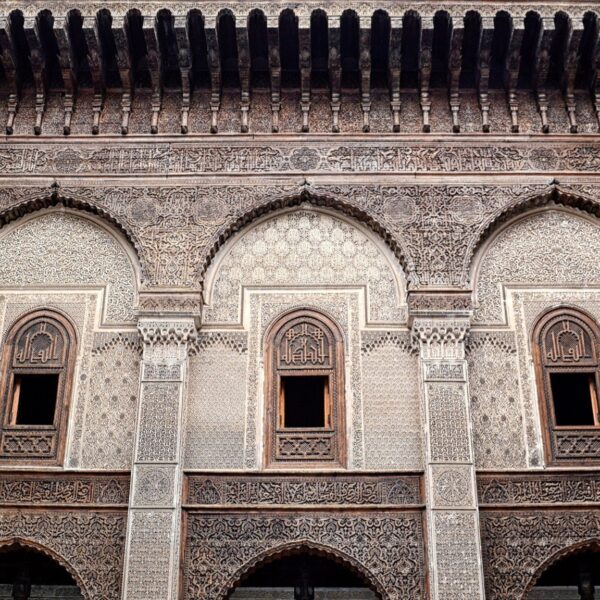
[550, 372, 597, 426]
[281, 376, 327, 428]
[12, 374, 59, 425]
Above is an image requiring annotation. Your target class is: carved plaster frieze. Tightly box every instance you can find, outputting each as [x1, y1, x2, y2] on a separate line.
[2, 142, 600, 176]
[478, 473, 600, 505]
[185, 474, 422, 506]
[138, 292, 203, 317]
[0, 474, 130, 506]
[408, 292, 473, 315]
[0, 181, 596, 293]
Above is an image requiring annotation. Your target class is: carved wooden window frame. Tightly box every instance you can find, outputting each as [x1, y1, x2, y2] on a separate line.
[533, 307, 600, 465]
[0, 309, 77, 465]
[264, 309, 346, 469]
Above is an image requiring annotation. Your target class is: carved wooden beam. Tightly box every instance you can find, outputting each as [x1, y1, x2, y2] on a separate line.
[388, 17, 402, 132]
[563, 20, 583, 133]
[53, 17, 75, 134]
[448, 17, 464, 133]
[534, 17, 554, 132]
[112, 16, 133, 134]
[83, 16, 103, 133]
[328, 16, 341, 133]
[506, 20, 524, 132]
[205, 18, 221, 133]
[478, 16, 494, 131]
[236, 22, 250, 132]
[358, 18, 371, 132]
[298, 17, 311, 132]
[266, 15, 280, 132]
[23, 16, 46, 134]
[173, 15, 191, 133]
[0, 19, 19, 134]
[419, 17, 432, 132]
[143, 16, 162, 133]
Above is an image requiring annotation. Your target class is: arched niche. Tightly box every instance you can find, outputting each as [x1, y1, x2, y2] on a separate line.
[526, 542, 600, 600]
[203, 205, 406, 325]
[472, 208, 600, 325]
[0, 208, 140, 325]
[228, 545, 381, 600]
[184, 513, 424, 600]
[0, 541, 86, 599]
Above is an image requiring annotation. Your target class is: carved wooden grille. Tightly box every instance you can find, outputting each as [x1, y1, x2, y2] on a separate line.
[0, 310, 77, 464]
[265, 309, 345, 468]
[533, 307, 600, 465]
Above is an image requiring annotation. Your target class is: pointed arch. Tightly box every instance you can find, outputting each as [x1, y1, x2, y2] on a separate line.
[222, 541, 386, 600]
[0, 199, 141, 324]
[0, 538, 89, 599]
[198, 191, 413, 292]
[202, 197, 407, 325]
[523, 539, 600, 599]
[466, 185, 600, 284]
[0, 190, 144, 279]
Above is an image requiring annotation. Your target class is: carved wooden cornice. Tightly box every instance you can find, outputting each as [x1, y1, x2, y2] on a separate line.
[1, 3, 599, 135]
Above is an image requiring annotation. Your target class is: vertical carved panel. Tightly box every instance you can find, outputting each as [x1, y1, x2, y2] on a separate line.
[413, 317, 486, 600]
[123, 318, 195, 600]
[136, 383, 181, 463]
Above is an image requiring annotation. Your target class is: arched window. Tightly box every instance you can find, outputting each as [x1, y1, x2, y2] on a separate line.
[533, 307, 600, 464]
[264, 309, 345, 468]
[0, 309, 77, 464]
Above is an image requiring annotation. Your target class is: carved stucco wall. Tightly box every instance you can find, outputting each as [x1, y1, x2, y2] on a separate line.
[0, 211, 138, 325]
[0, 210, 141, 470]
[472, 208, 600, 467]
[203, 207, 406, 325]
[474, 209, 600, 325]
[360, 332, 423, 470]
[511, 289, 600, 468]
[186, 207, 417, 470]
[77, 335, 142, 470]
[185, 333, 249, 469]
[467, 333, 527, 470]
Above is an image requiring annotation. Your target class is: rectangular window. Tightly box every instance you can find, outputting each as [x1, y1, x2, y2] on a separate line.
[550, 372, 598, 426]
[280, 375, 329, 428]
[11, 374, 59, 425]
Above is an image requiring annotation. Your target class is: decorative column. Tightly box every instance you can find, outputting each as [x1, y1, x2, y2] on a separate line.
[410, 294, 486, 600]
[122, 308, 197, 600]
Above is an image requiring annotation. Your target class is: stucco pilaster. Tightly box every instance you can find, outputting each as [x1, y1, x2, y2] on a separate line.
[121, 315, 197, 600]
[411, 308, 486, 600]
